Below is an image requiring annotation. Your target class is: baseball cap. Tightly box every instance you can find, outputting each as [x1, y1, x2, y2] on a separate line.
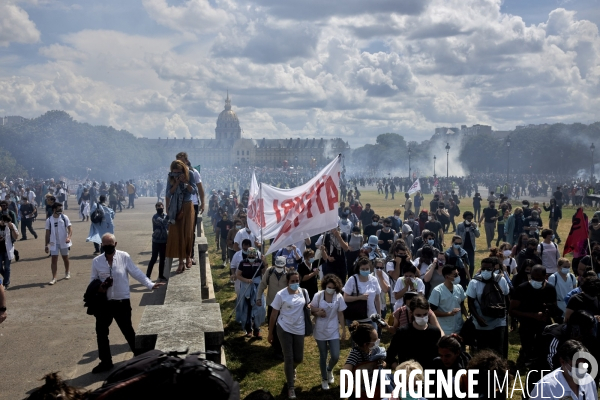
[275, 256, 286, 267]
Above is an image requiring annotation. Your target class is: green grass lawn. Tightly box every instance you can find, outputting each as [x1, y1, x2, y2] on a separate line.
[206, 191, 598, 399]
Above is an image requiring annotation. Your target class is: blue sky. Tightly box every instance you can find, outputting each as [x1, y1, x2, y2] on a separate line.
[0, 0, 599, 147]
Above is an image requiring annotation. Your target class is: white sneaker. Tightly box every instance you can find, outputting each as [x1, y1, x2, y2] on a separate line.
[327, 370, 334, 384]
[48, 279, 56, 285]
[65, 273, 71, 280]
[321, 380, 329, 390]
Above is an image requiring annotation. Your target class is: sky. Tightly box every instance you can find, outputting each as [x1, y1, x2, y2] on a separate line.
[0, 0, 599, 148]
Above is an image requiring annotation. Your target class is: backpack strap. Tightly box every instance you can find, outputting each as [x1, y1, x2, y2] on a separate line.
[61, 214, 67, 228]
[353, 275, 360, 296]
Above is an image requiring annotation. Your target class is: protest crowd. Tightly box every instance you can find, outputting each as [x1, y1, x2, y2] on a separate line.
[2, 153, 600, 400]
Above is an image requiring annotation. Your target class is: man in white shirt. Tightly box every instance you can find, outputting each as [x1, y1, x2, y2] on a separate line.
[538, 229, 559, 275]
[90, 233, 165, 373]
[529, 340, 597, 399]
[233, 217, 260, 252]
[44, 203, 72, 285]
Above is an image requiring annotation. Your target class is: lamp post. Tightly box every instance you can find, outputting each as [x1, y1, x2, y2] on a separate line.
[591, 143, 595, 182]
[506, 135, 511, 187]
[433, 155, 437, 179]
[445, 142, 450, 187]
[408, 147, 412, 179]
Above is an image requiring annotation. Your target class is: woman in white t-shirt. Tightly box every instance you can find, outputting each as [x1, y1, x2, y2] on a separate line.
[499, 242, 518, 275]
[268, 270, 308, 400]
[392, 264, 425, 310]
[343, 258, 382, 328]
[310, 274, 347, 390]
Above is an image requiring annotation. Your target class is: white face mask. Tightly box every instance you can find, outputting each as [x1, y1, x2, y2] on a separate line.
[275, 267, 284, 273]
[428, 216, 433, 221]
[414, 315, 429, 326]
[503, 250, 511, 257]
[369, 339, 380, 350]
[325, 287, 336, 295]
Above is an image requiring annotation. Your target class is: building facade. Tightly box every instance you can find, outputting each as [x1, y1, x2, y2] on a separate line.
[144, 95, 350, 168]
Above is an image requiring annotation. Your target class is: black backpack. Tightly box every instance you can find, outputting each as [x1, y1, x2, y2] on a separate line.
[91, 202, 105, 224]
[473, 273, 507, 319]
[87, 350, 240, 400]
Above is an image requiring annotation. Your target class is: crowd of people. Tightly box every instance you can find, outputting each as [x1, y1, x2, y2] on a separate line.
[3, 162, 600, 399]
[207, 172, 600, 399]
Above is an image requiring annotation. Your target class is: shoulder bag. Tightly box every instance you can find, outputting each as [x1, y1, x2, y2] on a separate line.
[343, 275, 368, 321]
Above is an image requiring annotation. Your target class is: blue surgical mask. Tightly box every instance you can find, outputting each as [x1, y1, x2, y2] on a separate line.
[530, 280, 543, 289]
[551, 235, 555, 241]
[428, 239, 435, 246]
[309, 258, 315, 263]
[289, 283, 300, 291]
[453, 244, 462, 249]
[453, 276, 461, 285]
[561, 268, 570, 275]
[360, 270, 370, 276]
[481, 270, 492, 280]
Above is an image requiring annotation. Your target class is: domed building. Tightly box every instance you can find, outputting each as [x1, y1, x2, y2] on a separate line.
[145, 93, 350, 168]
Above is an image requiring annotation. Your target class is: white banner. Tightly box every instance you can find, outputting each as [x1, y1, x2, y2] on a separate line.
[407, 178, 421, 195]
[246, 171, 261, 236]
[246, 156, 341, 255]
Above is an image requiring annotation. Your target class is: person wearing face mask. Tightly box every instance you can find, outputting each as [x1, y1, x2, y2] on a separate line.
[87, 195, 115, 256]
[231, 239, 262, 294]
[0, 214, 19, 290]
[509, 265, 559, 365]
[376, 218, 397, 253]
[233, 214, 259, 252]
[386, 295, 440, 370]
[466, 258, 510, 356]
[343, 258, 382, 328]
[145, 202, 168, 281]
[412, 229, 437, 256]
[543, 198, 562, 244]
[429, 265, 467, 335]
[257, 256, 288, 360]
[456, 211, 480, 276]
[363, 214, 382, 240]
[44, 203, 72, 285]
[268, 271, 309, 400]
[424, 213, 444, 251]
[547, 258, 577, 323]
[345, 226, 364, 275]
[412, 245, 435, 278]
[423, 252, 447, 297]
[529, 340, 597, 399]
[90, 233, 165, 373]
[523, 209, 543, 241]
[444, 235, 471, 288]
[310, 274, 347, 390]
[316, 228, 349, 283]
[337, 207, 357, 237]
[235, 247, 266, 339]
[392, 265, 425, 311]
[499, 242, 518, 275]
[298, 249, 319, 299]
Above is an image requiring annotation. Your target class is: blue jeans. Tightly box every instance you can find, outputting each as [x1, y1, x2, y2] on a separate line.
[0, 252, 11, 286]
[315, 339, 340, 380]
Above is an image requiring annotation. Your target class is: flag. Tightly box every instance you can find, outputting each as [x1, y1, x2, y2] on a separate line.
[259, 156, 341, 255]
[246, 171, 263, 236]
[407, 178, 421, 195]
[563, 207, 589, 257]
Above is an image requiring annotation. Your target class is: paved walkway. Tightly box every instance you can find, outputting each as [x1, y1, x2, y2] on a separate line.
[0, 197, 166, 399]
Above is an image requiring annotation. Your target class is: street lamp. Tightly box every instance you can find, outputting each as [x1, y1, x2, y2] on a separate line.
[445, 142, 450, 186]
[408, 147, 412, 179]
[591, 143, 595, 182]
[433, 155, 437, 179]
[506, 135, 511, 188]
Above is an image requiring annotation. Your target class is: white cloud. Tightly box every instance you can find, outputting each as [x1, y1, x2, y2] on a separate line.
[0, 3, 40, 46]
[141, 0, 232, 35]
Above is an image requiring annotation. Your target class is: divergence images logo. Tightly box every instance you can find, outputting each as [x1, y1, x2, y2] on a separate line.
[570, 351, 598, 386]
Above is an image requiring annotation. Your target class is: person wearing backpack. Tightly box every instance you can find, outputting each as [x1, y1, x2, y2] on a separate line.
[466, 257, 509, 356]
[537, 229, 559, 275]
[86, 195, 115, 255]
[44, 202, 72, 285]
[509, 264, 559, 366]
[547, 258, 577, 323]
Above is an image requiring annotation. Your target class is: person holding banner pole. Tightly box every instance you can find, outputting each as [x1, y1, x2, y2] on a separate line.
[317, 228, 349, 284]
